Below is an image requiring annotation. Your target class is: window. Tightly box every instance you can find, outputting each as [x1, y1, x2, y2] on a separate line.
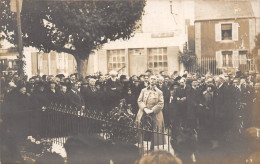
[107, 49, 126, 74]
[221, 24, 232, 40]
[215, 22, 238, 42]
[148, 48, 168, 74]
[222, 51, 233, 67]
[239, 51, 247, 65]
[216, 50, 241, 68]
[56, 53, 65, 70]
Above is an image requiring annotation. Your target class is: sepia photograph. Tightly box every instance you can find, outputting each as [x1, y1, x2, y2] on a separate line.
[0, 0, 260, 163]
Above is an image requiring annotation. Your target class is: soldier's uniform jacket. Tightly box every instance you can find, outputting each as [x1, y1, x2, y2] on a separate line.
[136, 86, 165, 146]
[136, 86, 164, 127]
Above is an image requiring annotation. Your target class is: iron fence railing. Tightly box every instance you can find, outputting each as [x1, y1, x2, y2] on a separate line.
[186, 57, 256, 75]
[38, 103, 172, 155]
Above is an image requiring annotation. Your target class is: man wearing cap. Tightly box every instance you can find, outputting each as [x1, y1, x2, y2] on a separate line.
[136, 75, 165, 150]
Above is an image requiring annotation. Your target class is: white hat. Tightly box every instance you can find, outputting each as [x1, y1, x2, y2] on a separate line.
[109, 70, 118, 76]
[8, 81, 16, 88]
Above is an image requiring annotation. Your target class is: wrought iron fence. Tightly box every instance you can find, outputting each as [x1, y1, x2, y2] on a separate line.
[185, 57, 221, 75]
[37, 103, 172, 155]
[186, 57, 256, 75]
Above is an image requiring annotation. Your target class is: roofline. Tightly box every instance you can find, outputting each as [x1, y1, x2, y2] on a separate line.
[194, 16, 256, 23]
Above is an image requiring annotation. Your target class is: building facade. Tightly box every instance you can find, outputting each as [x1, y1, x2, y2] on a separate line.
[86, 0, 194, 76]
[194, 0, 259, 72]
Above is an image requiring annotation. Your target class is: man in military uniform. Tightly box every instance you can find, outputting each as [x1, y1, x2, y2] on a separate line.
[136, 75, 165, 150]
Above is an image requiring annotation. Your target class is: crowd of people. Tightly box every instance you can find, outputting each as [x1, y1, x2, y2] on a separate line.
[1, 69, 260, 163]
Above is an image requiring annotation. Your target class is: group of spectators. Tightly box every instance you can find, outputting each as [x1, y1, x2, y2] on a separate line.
[1, 69, 260, 163]
[2, 69, 260, 129]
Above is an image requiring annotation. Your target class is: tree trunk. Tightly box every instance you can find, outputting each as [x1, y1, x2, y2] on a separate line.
[74, 55, 85, 76]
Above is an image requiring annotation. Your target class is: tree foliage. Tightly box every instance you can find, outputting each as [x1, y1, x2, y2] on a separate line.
[0, 0, 145, 73]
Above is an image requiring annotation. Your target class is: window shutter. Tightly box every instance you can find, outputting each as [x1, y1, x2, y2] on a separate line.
[215, 23, 221, 41]
[232, 51, 239, 68]
[216, 51, 222, 68]
[232, 23, 239, 41]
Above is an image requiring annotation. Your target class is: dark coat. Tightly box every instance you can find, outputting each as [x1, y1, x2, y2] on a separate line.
[131, 84, 142, 98]
[32, 91, 49, 109]
[45, 89, 59, 104]
[3, 90, 30, 139]
[84, 86, 102, 111]
[67, 89, 85, 110]
[203, 90, 214, 110]
[166, 91, 179, 124]
[213, 84, 228, 118]
[56, 91, 69, 105]
[106, 78, 122, 108]
[175, 87, 187, 121]
[125, 93, 138, 114]
[157, 84, 169, 101]
[252, 90, 260, 126]
[186, 87, 203, 119]
[139, 81, 149, 89]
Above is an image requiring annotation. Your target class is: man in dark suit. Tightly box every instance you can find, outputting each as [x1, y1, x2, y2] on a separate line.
[240, 78, 254, 128]
[229, 78, 244, 137]
[67, 82, 85, 111]
[213, 76, 230, 143]
[106, 71, 122, 110]
[139, 75, 149, 89]
[1, 82, 30, 163]
[45, 81, 59, 104]
[32, 82, 48, 109]
[56, 83, 69, 105]
[131, 80, 142, 99]
[166, 83, 180, 128]
[186, 80, 203, 130]
[164, 76, 171, 90]
[80, 79, 89, 104]
[175, 78, 187, 128]
[202, 84, 215, 129]
[84, 78, 102, 112]
[157, 76, 170, 127]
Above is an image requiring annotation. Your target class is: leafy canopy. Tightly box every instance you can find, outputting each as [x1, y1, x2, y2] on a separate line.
[0, 0, 145, 61]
